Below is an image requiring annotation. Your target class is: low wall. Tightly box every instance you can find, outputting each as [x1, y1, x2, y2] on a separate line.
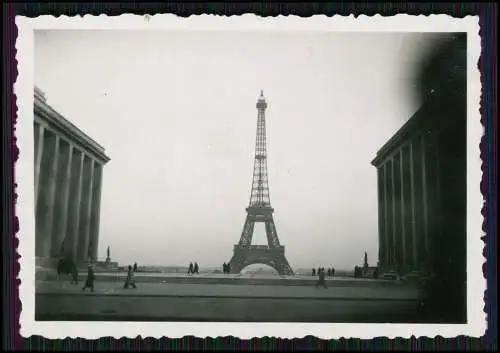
[39, 271, 418, 289]
[36, 257, 118, 270]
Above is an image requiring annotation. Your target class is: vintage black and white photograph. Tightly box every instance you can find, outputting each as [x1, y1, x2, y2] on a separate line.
[16, 15, 483, 339]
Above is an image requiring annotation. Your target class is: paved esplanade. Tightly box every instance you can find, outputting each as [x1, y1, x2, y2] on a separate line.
[36, 281, 422, 322]
[36, 280, 420, 300]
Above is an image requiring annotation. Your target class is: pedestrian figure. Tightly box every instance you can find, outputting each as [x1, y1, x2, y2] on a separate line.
[316, 268, 327, 289]
[123, 265, 137, 289]
[327, 268, 331, 277]
[133, 262, 138, 272]
[312, 268, 316, 276]
[331, 267, 335, 277]
[354, 265, 361, 278]
[188, 262, 194, 274]
[194, 262, 199, 274]
[57, 257, 78, 285]
[81, 265, 95, 292]
[223, 262, 227, 274]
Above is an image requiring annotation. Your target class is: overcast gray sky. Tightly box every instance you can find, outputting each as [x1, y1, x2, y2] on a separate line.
[34, 30, 435, 269]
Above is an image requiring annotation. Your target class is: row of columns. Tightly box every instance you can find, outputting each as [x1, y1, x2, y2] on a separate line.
[377, 132, 441, 274]
[34, 121, 103, 262]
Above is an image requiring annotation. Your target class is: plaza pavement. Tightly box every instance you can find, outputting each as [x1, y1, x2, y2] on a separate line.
[36, 280, 420, 300]
[35, 280, 423, 322]
[38, 270, 413, 289]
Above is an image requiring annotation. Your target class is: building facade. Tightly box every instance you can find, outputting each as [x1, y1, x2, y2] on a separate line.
[371, 93, 466, 278]
[34, 87, 110, 265]
[371, 34, 466, 280]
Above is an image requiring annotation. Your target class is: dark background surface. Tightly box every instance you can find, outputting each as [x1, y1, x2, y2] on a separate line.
[416, 33, 468, 324]
[2, 2, 497, 351]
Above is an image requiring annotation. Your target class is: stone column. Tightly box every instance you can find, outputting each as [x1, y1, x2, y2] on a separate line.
[409, 142, 418, 267]
[66, 150, 85, 260]
[391, 157, 397, 267]
[421, 134, 430, 257]
[40, 135, 60, 258]
[90, 164, 103, 261]
[34, 123, 45, 207]
[78, 158, 95, 262]
[383, 162, 390, 267]
[399, 149, 407, 268]
[77, 155, 93, 262]
[51, 143, 73, 258]
[377, 166, 386, 268]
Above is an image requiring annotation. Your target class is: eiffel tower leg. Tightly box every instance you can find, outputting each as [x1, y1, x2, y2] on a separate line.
[228, 252, 245, 274]
[239, 216, 255, 246]
[274, 254, 294, 276]
[265, 218, 280, 247]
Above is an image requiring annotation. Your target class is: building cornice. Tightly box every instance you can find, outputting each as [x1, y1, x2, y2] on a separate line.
[371, 92, 463, 167]
[34, 90, 110, 164]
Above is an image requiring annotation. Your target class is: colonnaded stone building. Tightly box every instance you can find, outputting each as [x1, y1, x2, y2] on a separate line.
[371, 34, 466, 322]
[34, 86, 110, 266]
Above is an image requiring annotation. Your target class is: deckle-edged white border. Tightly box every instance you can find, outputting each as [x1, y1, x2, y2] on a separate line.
[15, 14, 484, 340]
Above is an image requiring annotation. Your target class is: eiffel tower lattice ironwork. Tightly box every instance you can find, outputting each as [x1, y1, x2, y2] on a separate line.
[228, 90, 294, 275]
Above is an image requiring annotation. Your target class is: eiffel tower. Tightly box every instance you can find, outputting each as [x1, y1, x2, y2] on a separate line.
[228, 90, 294, 276]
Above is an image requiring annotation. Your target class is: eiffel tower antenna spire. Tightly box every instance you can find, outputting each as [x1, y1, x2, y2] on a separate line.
[250, 89, 270, 207]
[227, 91, 294, 275]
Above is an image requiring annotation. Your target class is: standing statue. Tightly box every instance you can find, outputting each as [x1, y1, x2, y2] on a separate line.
[105, 245, 111, 265]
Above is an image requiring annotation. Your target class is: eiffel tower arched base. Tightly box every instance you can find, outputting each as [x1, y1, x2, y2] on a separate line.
[228, 244, 294, 276]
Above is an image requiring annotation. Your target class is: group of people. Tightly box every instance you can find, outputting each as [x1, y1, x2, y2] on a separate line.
[187, 262, 199, 274]
[312, 266, 335, 277]
[222, 262, 232, 274]
[81, 262, 139, 292]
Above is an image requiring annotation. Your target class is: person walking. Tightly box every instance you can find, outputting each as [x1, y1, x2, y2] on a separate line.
[123, 265, 137, 289]
[81, 265, 95, 292]
[194, 262, 199, 274]
[316, 268, 327, 289]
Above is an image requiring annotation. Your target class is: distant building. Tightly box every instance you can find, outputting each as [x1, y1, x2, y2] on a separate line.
[34, 86, 110, 266]
[371, 34, 466, 321]
[371, 33, 466, 279]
